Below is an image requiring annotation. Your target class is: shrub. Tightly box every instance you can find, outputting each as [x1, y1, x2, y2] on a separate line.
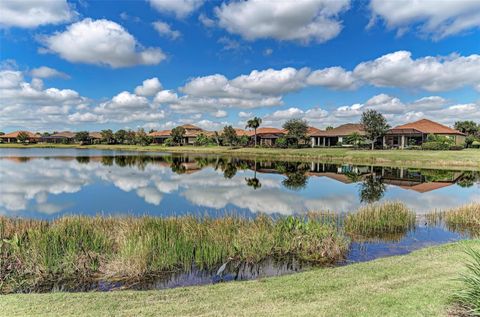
[421, 141, 450, 151]
[164, 137, 175, 146]
[449, 145, 464, 151]
[454, 248, 480, 315]
[275, 137, 288, 148]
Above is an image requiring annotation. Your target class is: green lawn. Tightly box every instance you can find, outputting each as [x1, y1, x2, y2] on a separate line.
[1, 143, 480, 170]
[2, 240, 478, 317]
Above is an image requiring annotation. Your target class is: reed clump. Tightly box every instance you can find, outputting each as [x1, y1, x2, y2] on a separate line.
[427, 203, 480, 237]
[344, 202, 416, 241]
[0, 214, 348, 293]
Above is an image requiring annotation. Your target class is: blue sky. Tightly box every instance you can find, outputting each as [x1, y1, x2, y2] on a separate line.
[1, 0, 479, 132]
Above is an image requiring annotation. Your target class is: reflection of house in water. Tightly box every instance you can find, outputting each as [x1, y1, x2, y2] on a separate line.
[380, 167, 463, 193]
[307, 163, 371, 184]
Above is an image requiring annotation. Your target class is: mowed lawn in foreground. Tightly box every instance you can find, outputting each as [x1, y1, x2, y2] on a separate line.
[3, 240, 478, 317]
[1, 143, 480, 169]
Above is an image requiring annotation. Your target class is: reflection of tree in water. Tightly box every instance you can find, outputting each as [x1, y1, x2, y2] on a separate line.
[76, 156, 90, 164]
[277, 162, 309, 191]
[245, 177, 262, 189]
[457, 171, 480, 188]
[222, 162, 237, 179]
[359, 174, 386, 203]
[101, 156, 114, 166]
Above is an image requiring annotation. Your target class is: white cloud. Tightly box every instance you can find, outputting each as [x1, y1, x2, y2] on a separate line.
[134, 77, 163, 97]
[40, 18, 166, 68]
[265, 107, 305, 121]
[199, 13, 215, 27]
[363, 94, 405, 114]
[263, 48, 273, 56]
[215, 0, 350, 44]
[306, 66, 356, 90]
[148, 0, 204, 18]
[353, 51, 480, 92]
[409, 96, 448, 111]
[30, 66, 69, 79]
[152, 21, 181, 40]
[369, 0, 480, 40]
[213, 110, 228, 118]
[154, 90, 178, 104]
[238, 111, 252, 119]
[0, 0, 76, 28]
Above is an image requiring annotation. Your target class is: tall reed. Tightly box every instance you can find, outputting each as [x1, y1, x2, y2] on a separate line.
[344, 202, 416, 241]
[454, 248, 480, 316]
[0, 214, 348, 293]
[426, 203, 480, 236]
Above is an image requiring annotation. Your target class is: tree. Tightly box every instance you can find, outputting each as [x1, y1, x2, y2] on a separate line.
[361, 110, 390, 150]
[75, 131, 90, 144]
[222, 125, 238, 146]
[125, 130, 136, 145]
[325, 126, 334, 131]
[283, 118, 308, 147]
[171, 126, 186, 145]
[115, 129, 127, 144]
[246, 117, 262, 147]
[344, 132, 365, 147]
[17, 131, 29, 144]
[359, 174, 386, 203]
[101, 129, 115, 144]
[454, 121, 478, 136]
[135, 128, 152, 146]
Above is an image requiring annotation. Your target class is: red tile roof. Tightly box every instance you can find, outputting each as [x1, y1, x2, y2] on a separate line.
[391, 119, 464, 135]
[310, 123, 365, 137]
[149, 130, 171, 137]
[0, 131, 40, 138]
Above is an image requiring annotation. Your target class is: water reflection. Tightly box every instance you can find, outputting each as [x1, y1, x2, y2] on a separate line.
[0, 149, 479, 218]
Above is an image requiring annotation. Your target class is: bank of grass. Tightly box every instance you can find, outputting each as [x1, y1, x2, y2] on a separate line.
[344, 202, 416, 241]
[0, 215, 348, 294]
[2, 240, 479, 317]
[1, 143, 479, 170]
[455, 248, 480, 316]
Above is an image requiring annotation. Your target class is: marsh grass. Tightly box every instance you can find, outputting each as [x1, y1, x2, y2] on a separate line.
[344, 202, 416, 241]
[454, 248, 480, 316]
[0, 214, 348, 293]
[427, 204, 480, 237]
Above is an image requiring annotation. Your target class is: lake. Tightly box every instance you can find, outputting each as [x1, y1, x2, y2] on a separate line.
[1, 148, 478, 219]
[1, 147, 479, 291]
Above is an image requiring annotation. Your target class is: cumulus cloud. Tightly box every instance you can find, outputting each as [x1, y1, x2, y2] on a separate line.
[306, 66, 356, 90]
[135, 77, 163, 96]
[40, 18, 166, 68]
[198, 13, 215, 27]
[238, 111, 252, 119]
[353, 51, 480, 92]
[152, 21, 181, 40]
[213, 110, 228, 118]
[154, 90, 178, 104]
[30, 66, 70, 79]
[148, 0, 204, 18]
[369, 0, 480, 39]
[0, 0, 76, 28]
[215, 0, 350, 43]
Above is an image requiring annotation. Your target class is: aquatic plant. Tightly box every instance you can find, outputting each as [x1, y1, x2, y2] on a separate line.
[0, 214, 348, 293]
[344, 202, 416, 241]
[454, 248, 480, 316]
[427, 203, 480, 237]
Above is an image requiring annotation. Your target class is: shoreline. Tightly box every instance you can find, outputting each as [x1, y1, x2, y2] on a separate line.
[1, 143, 480, 170]
[2, 240, 478, 316]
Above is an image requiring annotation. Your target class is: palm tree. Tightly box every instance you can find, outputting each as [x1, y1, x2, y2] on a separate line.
[246, 117, 262, 147]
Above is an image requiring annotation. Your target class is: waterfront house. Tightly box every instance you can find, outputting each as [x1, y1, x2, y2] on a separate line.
[0, 131, 40, 143]
[249, 127, 285, 146]
[385, 119, 465, 148]
[149, 130, 172, 144]
[310, 123, 366, 147]
[41, 131, 76, 144]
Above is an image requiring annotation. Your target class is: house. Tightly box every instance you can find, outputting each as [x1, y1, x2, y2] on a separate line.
[149, 130, 171, 144]
[385, 119, 465, 148]
[88, 132, 102, 144]
[181, 124, 211, 144]
[0, 131, 40, 143]
[248, 127, 285, 146]
[41, 131, 76, 144]
[310, 123, 366, 147]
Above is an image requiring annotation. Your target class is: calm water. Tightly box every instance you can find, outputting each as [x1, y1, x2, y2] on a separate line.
[1, 148, 479, 291]
[1, 148, 478, 219]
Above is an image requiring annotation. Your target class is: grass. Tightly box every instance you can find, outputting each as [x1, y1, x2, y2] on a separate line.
[2, 240, 479, 317]
[344, 202, 416, 242]
[455, 248, 480, 316]
[0, 215, 348, 293]
[427, 203, 480, 237]
[1, 143, 480, 170]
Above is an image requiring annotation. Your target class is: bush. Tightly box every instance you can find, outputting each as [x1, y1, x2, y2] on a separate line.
[407, 145, 422, 150]
[164, 137, 175, 146]
[449, 145, 464, 151]
[421, 141, 450, 151]
[275, 137, 288, 148]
